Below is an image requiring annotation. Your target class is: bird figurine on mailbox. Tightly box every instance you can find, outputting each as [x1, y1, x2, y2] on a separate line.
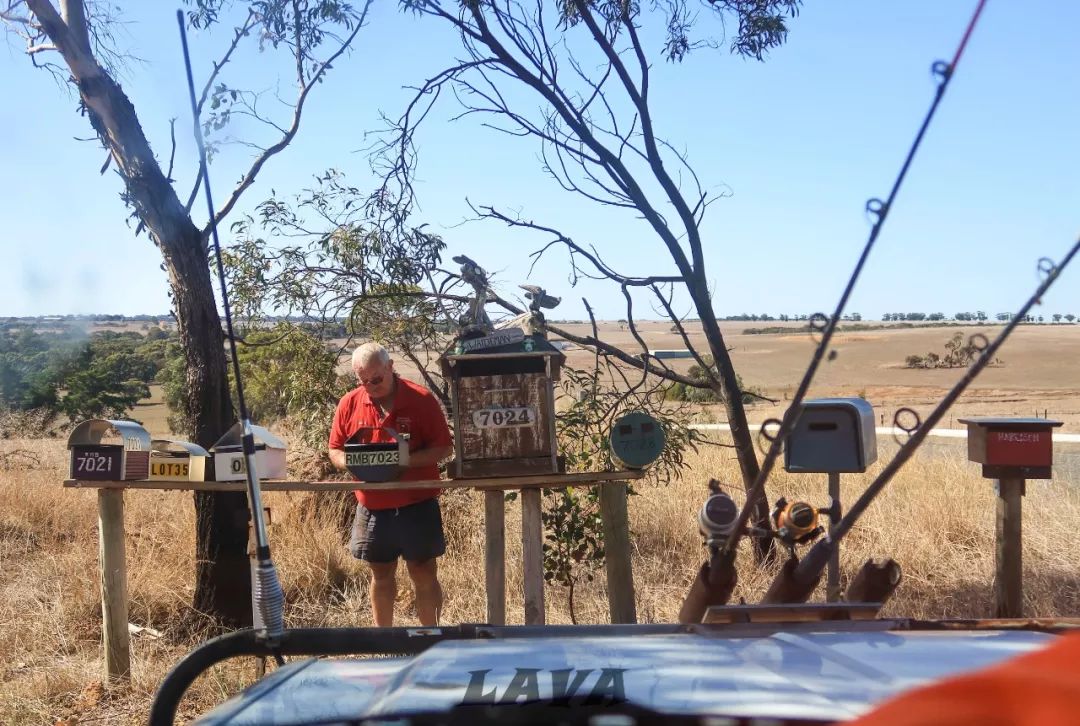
[453, 254, 495, 337]
[519, 284, 561, 337]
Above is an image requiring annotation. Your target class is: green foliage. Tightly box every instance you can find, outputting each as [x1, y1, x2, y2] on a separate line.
[507, 0, 801, 63]
[232, 324, 350, 449]
[349, 283, 441, 350]
[541, 486, 604, 623]
[662, 357, 762, 404]
[904, 333, 1002, 370]
[225, 170, 447, 328]
[157, 322, 347, 445]
[540, 363, 701, 621]
[156, 340, 192, 436]
[0, 328, 164, 423]
[58, 359, 150, 421]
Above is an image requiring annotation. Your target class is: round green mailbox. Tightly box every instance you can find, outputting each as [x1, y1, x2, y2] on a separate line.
[609, 411, 665, 469]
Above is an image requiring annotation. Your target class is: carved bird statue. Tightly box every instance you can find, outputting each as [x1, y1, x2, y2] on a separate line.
[453, 254, 488, 295]
[452, 254, 493, 334]
[519, 284, 561, 313]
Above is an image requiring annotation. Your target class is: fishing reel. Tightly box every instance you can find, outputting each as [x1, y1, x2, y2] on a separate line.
[771, 498, 824, 545]
[694, 481, 837, 555]
[697, 479, 741, 548]
[764, 497, 842, 557]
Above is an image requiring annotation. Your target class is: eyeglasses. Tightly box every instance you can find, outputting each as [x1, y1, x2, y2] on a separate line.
[358, 374, 385, 388]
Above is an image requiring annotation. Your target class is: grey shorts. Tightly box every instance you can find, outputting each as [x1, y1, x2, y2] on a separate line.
[348, 497, 446, 563]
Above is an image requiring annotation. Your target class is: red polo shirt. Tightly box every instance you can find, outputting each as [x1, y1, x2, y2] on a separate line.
[328, 375, 452, 510]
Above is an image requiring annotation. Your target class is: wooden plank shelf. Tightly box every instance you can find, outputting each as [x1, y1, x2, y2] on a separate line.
[66, 468, 643, 682]
[64, 469, 642, 492]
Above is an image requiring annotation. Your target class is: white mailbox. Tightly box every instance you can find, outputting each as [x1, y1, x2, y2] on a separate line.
[210, 423, 287, 481]
[784, 398, 877, 474]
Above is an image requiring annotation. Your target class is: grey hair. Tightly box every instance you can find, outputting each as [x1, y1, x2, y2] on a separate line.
[352, 342, 390, 371]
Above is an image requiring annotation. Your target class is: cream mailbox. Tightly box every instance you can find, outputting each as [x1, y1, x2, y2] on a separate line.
[68, 419, 151, 481]
[210, 423, 287, 481]
[149, 438, 209, 481]
[784, 398, 877, 474]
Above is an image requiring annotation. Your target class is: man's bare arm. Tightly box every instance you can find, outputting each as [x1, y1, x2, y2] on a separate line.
[328, 447, 347, 470]
[407, 445, 455, 469]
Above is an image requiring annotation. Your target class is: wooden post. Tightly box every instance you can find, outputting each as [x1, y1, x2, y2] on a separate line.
[599, 481, 636, 624]
[827, 472, 842, 603]
[520, 488, 545, 624]
[97, 489, 130, 682]
[994, 478, 1024, 618]
[484, 490, 506, 625]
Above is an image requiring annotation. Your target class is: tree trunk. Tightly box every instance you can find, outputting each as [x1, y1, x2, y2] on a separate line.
[167, 231, 252, 627]
[689, 284, 775, 563]
[29, 0, 252, 625]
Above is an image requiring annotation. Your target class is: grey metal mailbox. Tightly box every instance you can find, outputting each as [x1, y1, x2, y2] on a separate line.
[784, 398, 877, 474]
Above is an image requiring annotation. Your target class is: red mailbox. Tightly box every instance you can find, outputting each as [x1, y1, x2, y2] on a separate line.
[959, 417, 1063, 480]
[959, 417, 1063, 619]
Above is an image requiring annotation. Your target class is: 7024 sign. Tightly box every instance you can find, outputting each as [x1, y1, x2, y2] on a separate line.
[472, 406, 536, 429]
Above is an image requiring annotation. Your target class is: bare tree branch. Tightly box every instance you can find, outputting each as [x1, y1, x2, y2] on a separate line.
[205, 0, 373, 235]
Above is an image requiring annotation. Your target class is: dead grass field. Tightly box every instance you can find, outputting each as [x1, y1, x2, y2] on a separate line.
[2, 322, 1079, 723]
[2, 433, 1079, 724]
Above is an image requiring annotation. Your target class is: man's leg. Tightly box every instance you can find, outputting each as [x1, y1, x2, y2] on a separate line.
[368, 560, 398, 627]
[405, 558, 442, 626]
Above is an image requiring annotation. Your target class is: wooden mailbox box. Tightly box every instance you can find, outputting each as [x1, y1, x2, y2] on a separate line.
[210, 423, 287, 481]
[959, 417, 1063, 480]
[68, 419, 151, 481]
[149, 438, 209, 481]
[440, 329, 565, 478]
[784, 398, 877, 474]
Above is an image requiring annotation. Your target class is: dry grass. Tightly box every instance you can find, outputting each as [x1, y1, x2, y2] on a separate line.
[1, 436, 1078, 724]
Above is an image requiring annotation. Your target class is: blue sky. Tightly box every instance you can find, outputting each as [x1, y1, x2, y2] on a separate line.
[1, 1, 1078, 321]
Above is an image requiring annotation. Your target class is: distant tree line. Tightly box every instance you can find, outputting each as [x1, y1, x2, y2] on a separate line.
[0, 327, 174, 428]
[885, 312, 1077, 323]
[716, 313, 863, 322]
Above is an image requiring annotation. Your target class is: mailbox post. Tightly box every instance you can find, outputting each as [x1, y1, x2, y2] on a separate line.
[959, 417, 1063, 618]
[784, 398, 877, 602]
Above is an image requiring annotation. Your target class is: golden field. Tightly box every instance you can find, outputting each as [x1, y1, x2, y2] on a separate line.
[2, 321, 1079, 723]
[2, 435, 1079, 724]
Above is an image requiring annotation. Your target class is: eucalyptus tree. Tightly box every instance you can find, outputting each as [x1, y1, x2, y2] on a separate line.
[3, 0, 370, 625]
[374, 0, 802, 559]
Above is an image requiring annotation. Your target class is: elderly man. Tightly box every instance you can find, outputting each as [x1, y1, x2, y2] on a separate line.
[328, 342, 454, 626]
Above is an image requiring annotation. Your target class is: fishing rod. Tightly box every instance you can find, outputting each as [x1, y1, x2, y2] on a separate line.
[722, 0, 990, 558]
[177, 10, 285, 648]
[763, 240, 1080, 603]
